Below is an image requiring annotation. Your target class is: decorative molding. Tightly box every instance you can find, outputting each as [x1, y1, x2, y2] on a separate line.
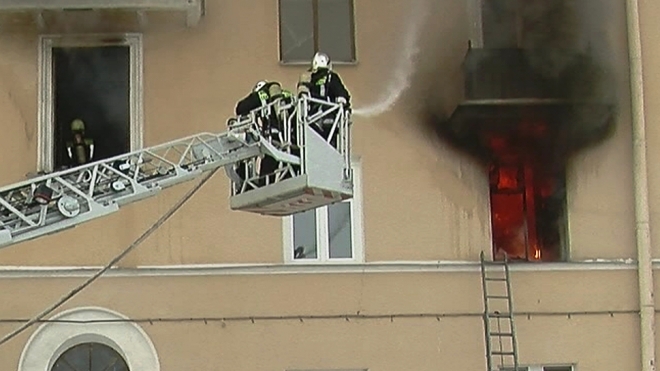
[18, 306, 160, 371]
[0, 259, 644, 279]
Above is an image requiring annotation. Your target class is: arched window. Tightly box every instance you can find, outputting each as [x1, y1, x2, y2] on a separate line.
[51, 342, 129, 371]
[19, 307, 159, 371]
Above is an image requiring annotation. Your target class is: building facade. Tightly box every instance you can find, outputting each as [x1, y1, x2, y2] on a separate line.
[0, 0, 657, 370]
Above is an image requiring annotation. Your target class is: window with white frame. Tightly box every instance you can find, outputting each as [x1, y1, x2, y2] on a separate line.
[283, 161, 363, 263]
[501, 365, 574, 371]
[38, 34, 143, 173]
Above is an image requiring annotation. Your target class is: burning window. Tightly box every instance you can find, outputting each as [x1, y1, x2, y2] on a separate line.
[485, 121, 568, 262]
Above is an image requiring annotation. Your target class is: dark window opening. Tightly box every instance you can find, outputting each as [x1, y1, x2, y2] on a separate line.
[481, 0, 573, 50]
[486, 121, 568, 262]
[51, 342, 129, 371]
[482, 0, 523, 48]
[53, 46, 130, 170]
[278, 0, 356, 63]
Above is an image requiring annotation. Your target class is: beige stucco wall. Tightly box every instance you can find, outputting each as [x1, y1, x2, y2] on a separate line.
[565, 0, 636, 260]
[0, 269, 644, 370]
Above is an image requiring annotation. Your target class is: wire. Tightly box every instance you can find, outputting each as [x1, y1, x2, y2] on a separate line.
[0, 309, 638, 326]
[0, 168, 219, 347]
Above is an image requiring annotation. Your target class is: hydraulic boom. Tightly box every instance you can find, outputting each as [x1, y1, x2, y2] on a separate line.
[0, 95, 353, 250]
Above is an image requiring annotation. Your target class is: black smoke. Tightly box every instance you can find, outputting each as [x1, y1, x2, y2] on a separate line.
[409, 0, 619, 167]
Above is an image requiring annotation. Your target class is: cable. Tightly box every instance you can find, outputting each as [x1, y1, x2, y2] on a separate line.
[0, 309, 639, 326]
[0, 168, 219, 347]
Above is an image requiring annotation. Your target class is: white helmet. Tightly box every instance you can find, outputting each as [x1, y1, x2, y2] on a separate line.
[312, 52, 331, 71]
[253, 80, 268, 92]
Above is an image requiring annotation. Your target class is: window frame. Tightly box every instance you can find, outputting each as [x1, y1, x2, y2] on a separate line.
[277, 0, 358, 65]
[282, 159, 364, 264]
[37, 33, 144, 172]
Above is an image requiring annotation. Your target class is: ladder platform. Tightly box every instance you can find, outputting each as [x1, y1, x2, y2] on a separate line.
[228, 96, 354, 217]
[229, 173, 352, 216]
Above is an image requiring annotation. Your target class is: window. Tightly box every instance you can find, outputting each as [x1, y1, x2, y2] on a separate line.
[283, 161, 363, 263]
[278, 0, 356, 63]
[51, 342, 129, 371]
[489, 162, 568, 262]
[38, 35, 143, 172]
[481, 0, 571, 49]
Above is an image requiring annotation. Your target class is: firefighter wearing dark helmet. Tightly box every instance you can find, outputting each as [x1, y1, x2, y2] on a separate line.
[66, 119, 95, 167]
[297, 52, 351, 145]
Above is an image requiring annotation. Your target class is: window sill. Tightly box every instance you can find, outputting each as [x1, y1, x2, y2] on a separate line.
[285, 260, 365, 265]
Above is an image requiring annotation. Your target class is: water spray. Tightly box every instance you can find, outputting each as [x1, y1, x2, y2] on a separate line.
[352, 0, 429, 118]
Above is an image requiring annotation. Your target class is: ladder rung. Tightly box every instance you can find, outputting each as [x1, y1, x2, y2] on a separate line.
[489, 332, 513, 337]
[485, 277, 507, 281]
[487, 312, 512, 318]
[482, 261, 507, 266]
[486, 295, 510, 299]
[491, 351, 516, 356]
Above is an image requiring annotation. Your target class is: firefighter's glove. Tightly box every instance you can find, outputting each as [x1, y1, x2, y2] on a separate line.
[336, 97, 351, 112]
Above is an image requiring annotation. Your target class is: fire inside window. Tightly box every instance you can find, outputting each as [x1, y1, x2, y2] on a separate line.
[485, 120, 568, 262]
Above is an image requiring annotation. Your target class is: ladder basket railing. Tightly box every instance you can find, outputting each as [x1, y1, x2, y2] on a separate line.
[228, 94, 352, 197]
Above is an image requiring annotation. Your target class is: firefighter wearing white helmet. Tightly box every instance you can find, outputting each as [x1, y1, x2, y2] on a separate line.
[297, 52, 350, 106]
[297, 52, 351, 147]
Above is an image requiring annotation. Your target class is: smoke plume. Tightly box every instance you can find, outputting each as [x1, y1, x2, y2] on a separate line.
[413, 0, 618, 167]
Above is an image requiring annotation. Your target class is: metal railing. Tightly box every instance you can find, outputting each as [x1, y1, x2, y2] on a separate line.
[228, 94, 352, 196]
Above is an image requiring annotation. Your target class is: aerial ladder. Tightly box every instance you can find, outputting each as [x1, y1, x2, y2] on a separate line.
[0, 95, 353, 250]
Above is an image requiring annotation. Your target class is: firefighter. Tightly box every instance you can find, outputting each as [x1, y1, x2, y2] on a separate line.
[235, 80, 293, 140]
[234, 80, 294, 187]
[66, 119, 95, 167]
[296, 52, 351, 146]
